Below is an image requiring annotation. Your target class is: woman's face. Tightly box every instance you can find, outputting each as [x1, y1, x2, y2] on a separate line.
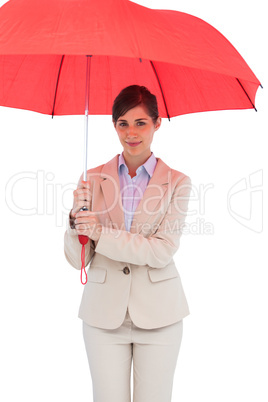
[113, 104, 161, 162]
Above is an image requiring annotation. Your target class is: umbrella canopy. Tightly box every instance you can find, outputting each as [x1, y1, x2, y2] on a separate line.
[0, 0, 262, 284]
[0, 0, 261, 118]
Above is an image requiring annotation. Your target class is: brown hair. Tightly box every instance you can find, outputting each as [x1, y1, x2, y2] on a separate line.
[112, 85, 159, 124]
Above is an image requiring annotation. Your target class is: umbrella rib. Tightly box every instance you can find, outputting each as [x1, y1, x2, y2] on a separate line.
[236, 78, 257, 112]
[150, 61, 170, 121]
[52, 55, 65, 118]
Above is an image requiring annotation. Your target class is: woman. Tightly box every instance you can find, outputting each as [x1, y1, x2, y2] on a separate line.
[64, 85, 191, 402]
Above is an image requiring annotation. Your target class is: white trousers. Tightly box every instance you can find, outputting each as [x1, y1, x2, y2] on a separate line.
[82, 310, 183, 402]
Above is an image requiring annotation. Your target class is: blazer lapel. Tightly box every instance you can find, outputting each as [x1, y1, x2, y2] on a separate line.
[100, 155, 126, 231]
[129, 158, 171, 234]
[99, 156, 172, 235]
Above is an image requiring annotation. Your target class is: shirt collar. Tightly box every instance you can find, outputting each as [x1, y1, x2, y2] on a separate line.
[118, 152, 157, 177]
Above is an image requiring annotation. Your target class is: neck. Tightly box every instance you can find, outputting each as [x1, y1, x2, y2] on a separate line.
[123, 151, 152, 178]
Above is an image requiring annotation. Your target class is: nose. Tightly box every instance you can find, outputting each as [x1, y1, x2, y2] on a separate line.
[126, 124, 137, 137]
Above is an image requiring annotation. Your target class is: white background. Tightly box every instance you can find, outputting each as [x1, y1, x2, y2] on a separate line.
[0, 0, 267, 401]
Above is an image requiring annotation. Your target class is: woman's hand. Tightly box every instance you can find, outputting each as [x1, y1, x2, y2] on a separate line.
[71, 179, 91, 217]
[71, 180, 102, 241]
[74, 210, 102, 241]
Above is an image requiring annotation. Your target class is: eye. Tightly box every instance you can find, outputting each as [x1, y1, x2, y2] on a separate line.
[137, 121, 146, 126]
[118, 122, 127, 127]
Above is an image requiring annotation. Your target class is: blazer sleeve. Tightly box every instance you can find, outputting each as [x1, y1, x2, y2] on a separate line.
[95, 175, 191, 268]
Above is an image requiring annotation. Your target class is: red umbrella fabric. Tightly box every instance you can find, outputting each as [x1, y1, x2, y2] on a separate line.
[0, 0, 261, 118]
[0, 0, 262, 284]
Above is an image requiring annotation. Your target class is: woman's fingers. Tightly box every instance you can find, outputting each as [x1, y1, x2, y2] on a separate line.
[72, 180, 92, 214]
[74, 211, 102, 240]
[78, 179, 90, 190]
[75, 212, 98, 228]
[75, 211, 97, 223]
[73, 188, 92, 201]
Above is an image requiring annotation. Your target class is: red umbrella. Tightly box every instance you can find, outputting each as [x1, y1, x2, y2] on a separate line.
[0, 0, 261, 283]
[0, 0, 261, 117]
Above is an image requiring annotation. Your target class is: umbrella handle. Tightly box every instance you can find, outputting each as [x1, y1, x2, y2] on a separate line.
[79, 206, 89, 285]
[79, 234, 89, 285]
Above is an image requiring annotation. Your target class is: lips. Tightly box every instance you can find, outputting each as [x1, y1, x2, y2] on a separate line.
[126, 141, 142, 147]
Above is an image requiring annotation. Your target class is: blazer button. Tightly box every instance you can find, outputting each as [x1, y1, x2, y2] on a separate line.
[123, 267, 130, 275]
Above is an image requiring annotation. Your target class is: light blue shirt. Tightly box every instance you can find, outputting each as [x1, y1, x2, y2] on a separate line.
[118, 152, 157, 232]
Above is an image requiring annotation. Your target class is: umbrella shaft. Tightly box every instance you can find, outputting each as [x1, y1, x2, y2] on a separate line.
[83, 110, 89, 182]
[83, 56, 92, 182]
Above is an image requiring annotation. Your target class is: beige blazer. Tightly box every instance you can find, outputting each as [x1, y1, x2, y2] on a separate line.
[64, 155, 191, 329]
